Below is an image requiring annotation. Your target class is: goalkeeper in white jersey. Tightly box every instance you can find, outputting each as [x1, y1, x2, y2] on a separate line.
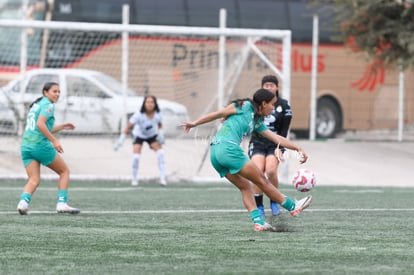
[114, 95, 167, 186]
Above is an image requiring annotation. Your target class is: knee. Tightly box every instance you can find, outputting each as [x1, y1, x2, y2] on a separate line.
[266, 170, 278, 180]
[27, 176, 40, 187]
[58, 167, 70, 178]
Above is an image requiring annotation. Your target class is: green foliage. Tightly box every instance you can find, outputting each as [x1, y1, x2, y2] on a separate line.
[308, 0, 414, 70]
[0, 181, 414, 274]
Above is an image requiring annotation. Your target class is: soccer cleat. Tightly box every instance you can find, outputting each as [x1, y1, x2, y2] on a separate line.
[254, 222, 275, 232]
[56, 203, 80, 214]
[160, 177, 167, 186]
[131, 179, 139, 186]
[17, 200, 29, 215]
[257, 204, 265, 219]
[270, 201, 280, 216]
[290, 195, 312, 217]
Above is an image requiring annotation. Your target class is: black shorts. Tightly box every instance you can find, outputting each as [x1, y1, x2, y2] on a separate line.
[133, 135, 157, 145]
[248, 141, 277, 158]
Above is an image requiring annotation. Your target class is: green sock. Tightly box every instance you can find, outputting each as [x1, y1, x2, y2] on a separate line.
[281, 196, 295, 211]
[57, 190, 68, 203]
[20, 192, 31, 203]
[250, 209, 265, 225]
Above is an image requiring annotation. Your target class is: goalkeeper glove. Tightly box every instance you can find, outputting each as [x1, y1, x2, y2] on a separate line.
[114, 134, 126, 151]
[157, 130, 165, 145]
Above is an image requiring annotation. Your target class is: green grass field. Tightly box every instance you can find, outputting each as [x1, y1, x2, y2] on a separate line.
[1, 181, 413, 274]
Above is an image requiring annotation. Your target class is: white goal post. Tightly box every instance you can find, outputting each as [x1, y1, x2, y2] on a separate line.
[0, 15, 292, 102]
[0, 9, 292, 183]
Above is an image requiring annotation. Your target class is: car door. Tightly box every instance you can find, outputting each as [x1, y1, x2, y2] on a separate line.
[65, 75, 109, 133]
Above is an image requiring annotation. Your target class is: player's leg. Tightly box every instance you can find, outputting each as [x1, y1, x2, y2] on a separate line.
[248, 142, 267, 218]
[225, 172, 274, 231]
[150, 139, 167, 186]
[17, 160, 41, 215]
[250, 154, 266, 218]
[239, 160, 312, 217]
[226, 173, 256, 211]
[47, 154, 80, 214]
[210, 143, 273, 231]
[265, 154, 281, 215]
[131, 138, 143, 186]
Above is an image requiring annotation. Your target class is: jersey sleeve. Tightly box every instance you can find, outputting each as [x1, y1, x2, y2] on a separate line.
[278, 99, 292, 137]
[129, 111, 141, 124]
[254, 120, 268, 132]
[40, 103, 54, 119]
[156, 112, 163, 124]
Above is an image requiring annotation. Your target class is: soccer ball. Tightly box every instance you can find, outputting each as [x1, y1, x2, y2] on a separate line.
[292, 168, 316, 192]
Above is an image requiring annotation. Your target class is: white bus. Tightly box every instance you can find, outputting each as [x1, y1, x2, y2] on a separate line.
[1, 0, 412, 138]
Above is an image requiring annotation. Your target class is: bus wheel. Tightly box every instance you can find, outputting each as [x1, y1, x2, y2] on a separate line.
[316, 98, 342, 138]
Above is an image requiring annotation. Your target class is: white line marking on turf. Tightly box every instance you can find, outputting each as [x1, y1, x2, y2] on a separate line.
[334, 190, 384, 193]
[0, 187, 235, 192]
[1, 208, 414, 215]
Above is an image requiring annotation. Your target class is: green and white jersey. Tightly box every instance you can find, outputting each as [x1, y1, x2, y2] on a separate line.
[211, 100, 267, 145]
[22, 97, 55, 145]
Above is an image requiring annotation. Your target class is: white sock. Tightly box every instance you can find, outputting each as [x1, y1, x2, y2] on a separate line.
[132, 153, 140, 180]
[156, 150, 166, 179]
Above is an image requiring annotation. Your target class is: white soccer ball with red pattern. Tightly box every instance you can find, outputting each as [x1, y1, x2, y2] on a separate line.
[292, 168, 316, 192]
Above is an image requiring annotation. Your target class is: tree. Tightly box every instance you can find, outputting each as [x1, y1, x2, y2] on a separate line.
[308, 0, 414, 70]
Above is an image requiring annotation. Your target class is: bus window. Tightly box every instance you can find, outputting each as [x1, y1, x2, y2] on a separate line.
[237, 0, 289, 30]
[288, 1, 313, 43]
[53, 0, 131, 23]
[52, 0, 80, 21]
[133, 0, 186, 26]
[79, 0, 130, 23]
[0, 0, 46, 66]
[186, 0, 237, 27]
[288, 1, 340, 43]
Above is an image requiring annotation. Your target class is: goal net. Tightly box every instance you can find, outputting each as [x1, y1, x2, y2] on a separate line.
[0, 14, 291, 184]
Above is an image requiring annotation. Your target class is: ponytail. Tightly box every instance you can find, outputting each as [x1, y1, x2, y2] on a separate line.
[229, 89, 274, 122]
[29, 97, 43, 108]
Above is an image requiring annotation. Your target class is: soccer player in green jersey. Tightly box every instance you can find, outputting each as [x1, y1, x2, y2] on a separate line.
[182, 88, 312, 231]
[17, 82, 80, 215]
[248, 75, 292, 218]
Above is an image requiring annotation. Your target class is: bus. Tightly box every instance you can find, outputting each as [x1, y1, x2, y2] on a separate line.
[1, 0, 413, 138]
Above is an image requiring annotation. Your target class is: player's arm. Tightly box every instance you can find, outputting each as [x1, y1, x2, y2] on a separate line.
[182, 103, 236, 133]
[121, 122, 133, 136]
[37, 115, 63, 153]
[114, 120, 134, 151]
[52, 123, 75, 133]
[277, 102, 292, 154]
[157, 122, 165, 144]
[259, 129, 307, 163]
[279, 114, 292, 138]
[278, 102, 292, 138]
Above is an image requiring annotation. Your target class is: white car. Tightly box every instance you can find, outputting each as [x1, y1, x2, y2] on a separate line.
[0, 69, 189, 137]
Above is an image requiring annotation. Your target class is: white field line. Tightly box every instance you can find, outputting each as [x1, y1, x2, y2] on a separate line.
[1, 209, 414, 215]
[0, 187, 408, 193]
[0, 187, 236, 192]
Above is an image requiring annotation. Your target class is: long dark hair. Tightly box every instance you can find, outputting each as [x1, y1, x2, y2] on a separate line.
[29, 82, 59, 108]
[253, 88, 276, 120]
[261, 75, 279, 97]
[231, 89, 275, 121]
[140, 95, 160, 113]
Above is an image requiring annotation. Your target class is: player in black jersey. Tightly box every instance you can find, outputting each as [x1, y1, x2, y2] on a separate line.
[248, 75, 292, 218]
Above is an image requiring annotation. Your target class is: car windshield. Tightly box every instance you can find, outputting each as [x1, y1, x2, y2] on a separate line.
[91, 73, 136, 96]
